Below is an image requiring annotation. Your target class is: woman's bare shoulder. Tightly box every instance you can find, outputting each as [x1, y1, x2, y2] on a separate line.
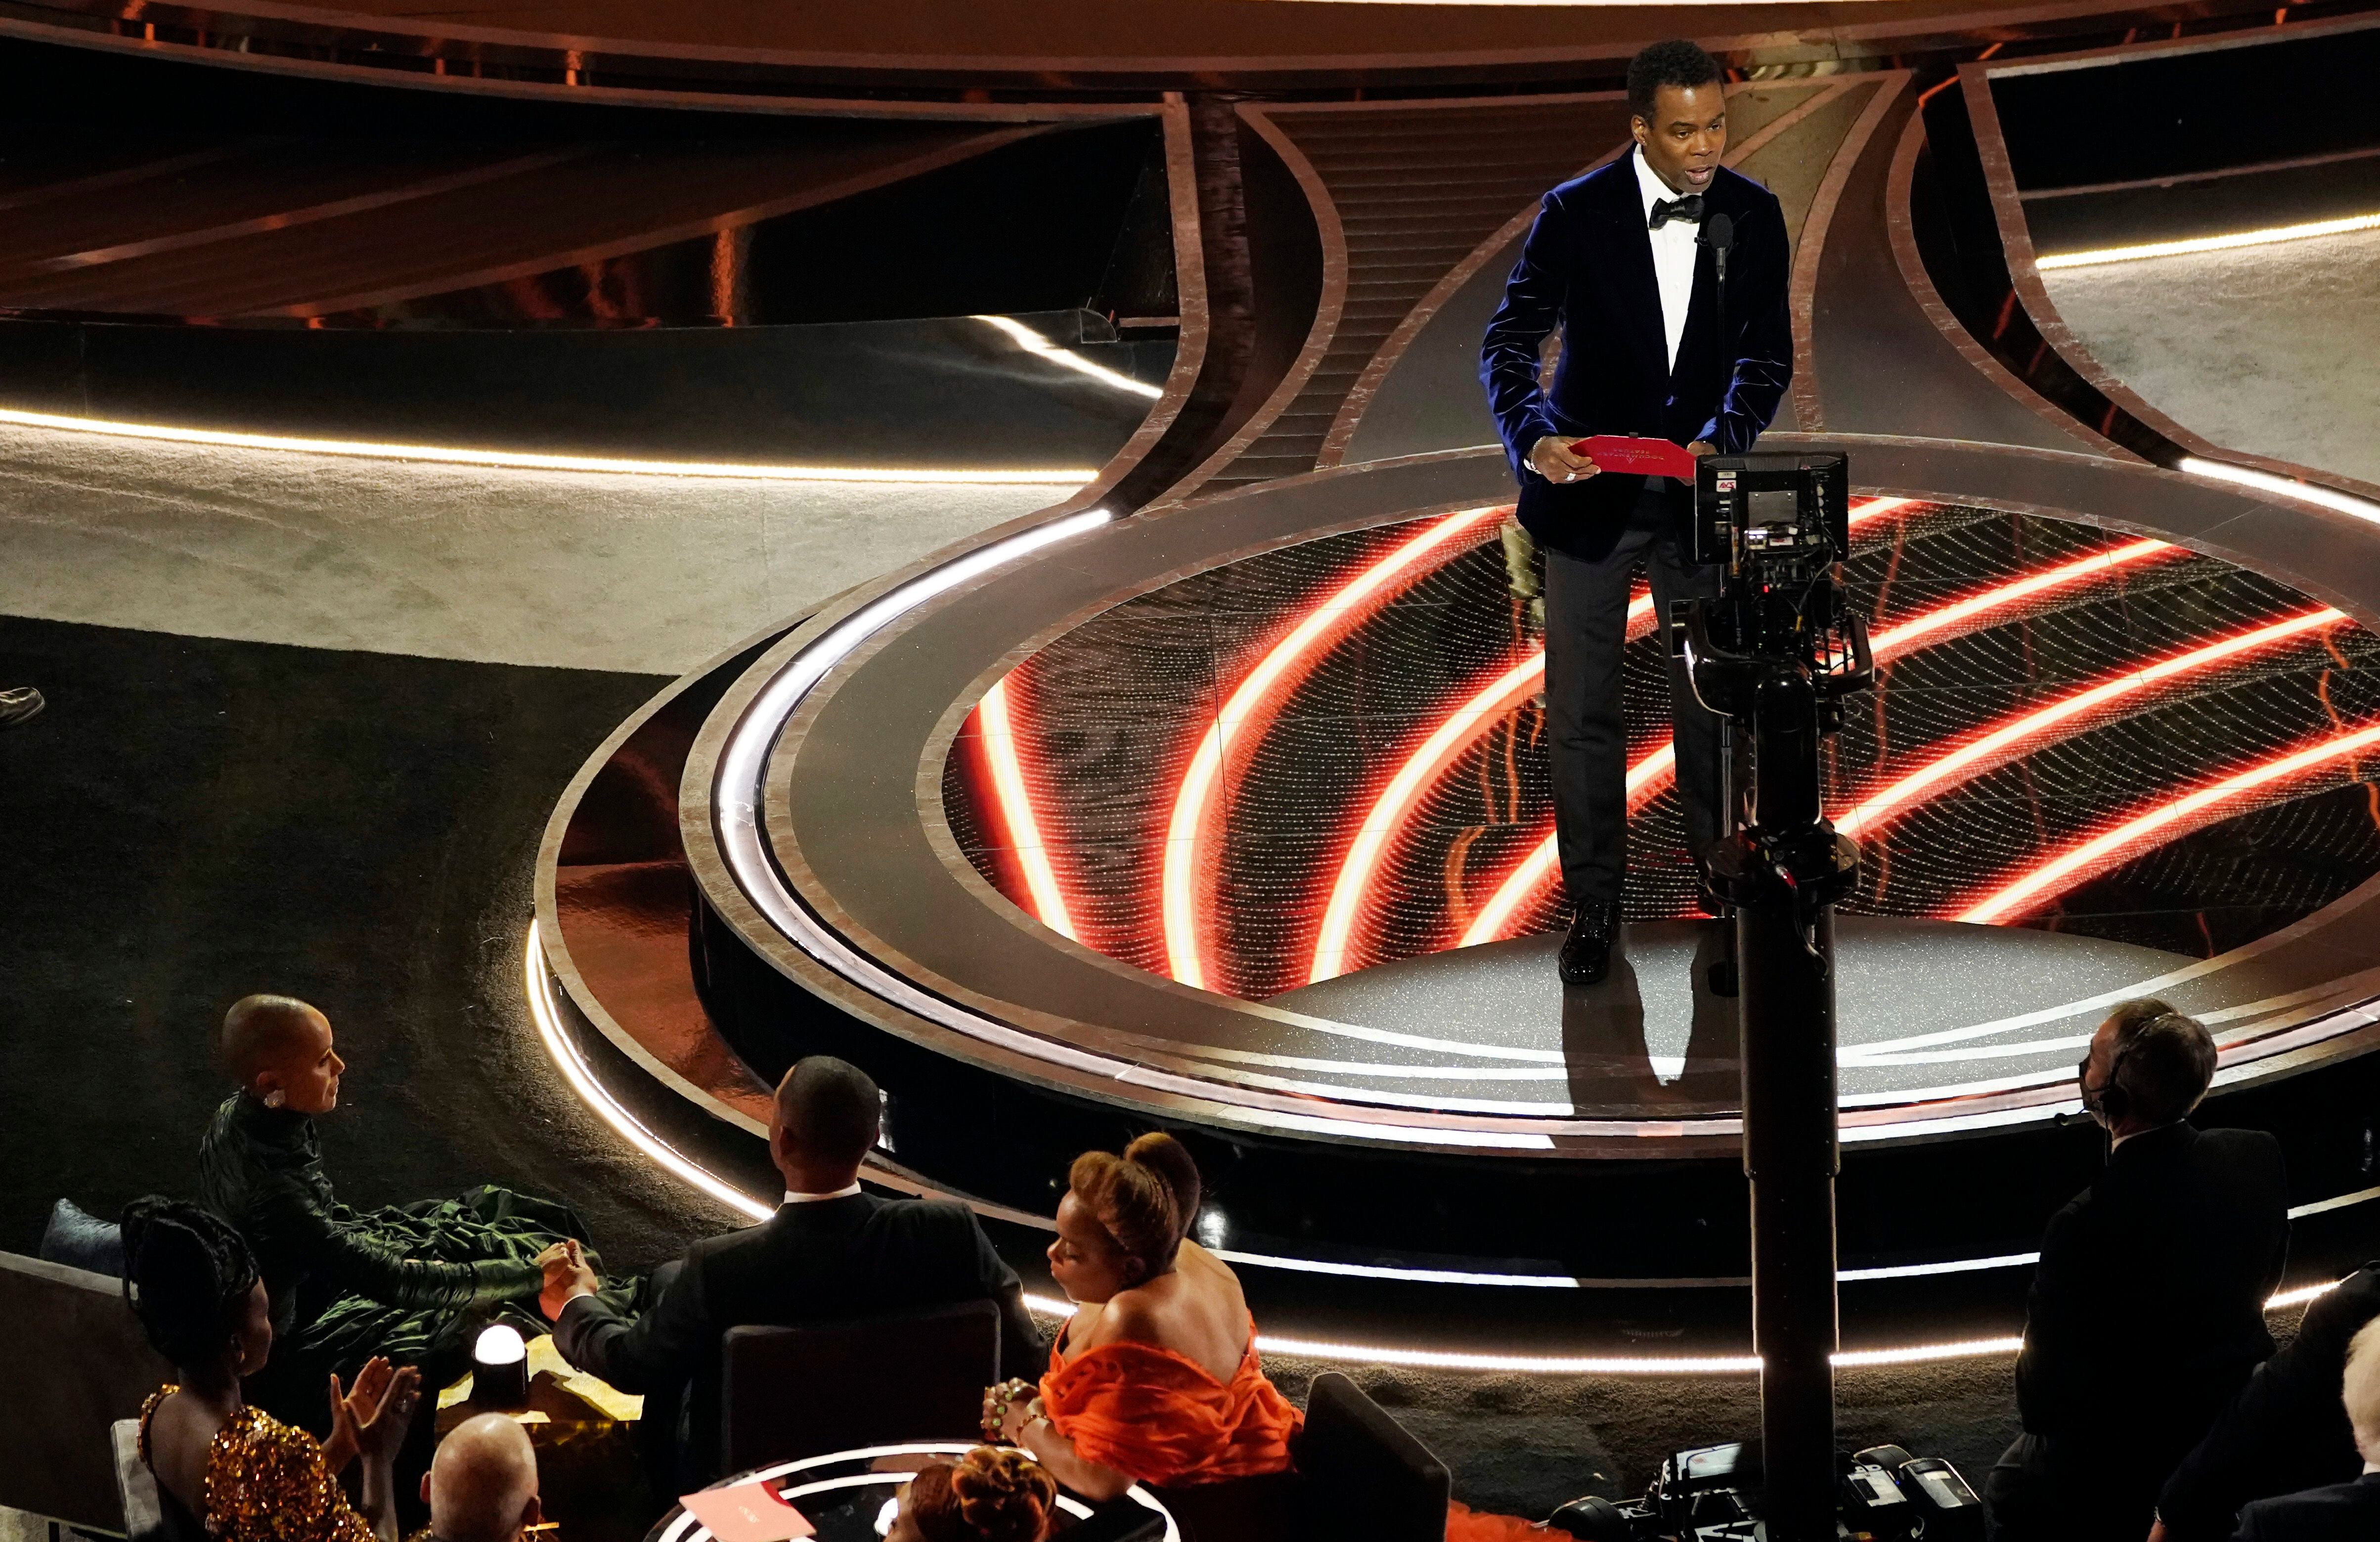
[1078, 1283, 1169, 1347]
[1176, 1242, 1249, 1314]
[144, 1393, 222, 1512]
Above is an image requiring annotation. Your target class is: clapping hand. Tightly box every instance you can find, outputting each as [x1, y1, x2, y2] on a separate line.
[321, 1357, 389, 1471]
[538, 1238, 601, 1321]
[326, 1358, 420, 1469]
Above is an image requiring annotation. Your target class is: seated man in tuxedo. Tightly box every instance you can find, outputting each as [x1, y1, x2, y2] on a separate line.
[1478, 37, 1791, 986]
[2152, 1262, 2380, 1540]
[1985, 1002, 2290, 1542]
[2230, 1320, 2380, 1541]
[541, 1056, 1045, 1484]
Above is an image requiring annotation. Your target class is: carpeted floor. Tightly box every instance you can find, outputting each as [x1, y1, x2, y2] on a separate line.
[0, 616, 724, 1266]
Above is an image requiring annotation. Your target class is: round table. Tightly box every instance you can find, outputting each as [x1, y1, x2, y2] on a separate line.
[642, 1443, 1180, 1542]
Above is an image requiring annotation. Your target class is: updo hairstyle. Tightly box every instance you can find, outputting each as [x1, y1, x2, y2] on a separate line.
[903, 1446, 1057, 1542]
[1067, 1132, 1204, 1284]
[121, 1196, 261, 1369]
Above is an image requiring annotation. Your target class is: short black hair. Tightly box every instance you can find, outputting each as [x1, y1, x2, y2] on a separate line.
[2104, 998, 2218, 1125]
[774, 1056, 881, 1169]
[1628, 40, 1724, 128]
[121, 1197, 259, 1370]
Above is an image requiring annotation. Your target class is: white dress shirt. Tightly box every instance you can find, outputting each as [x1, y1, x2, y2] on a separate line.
[1631, 145, 1701, 374]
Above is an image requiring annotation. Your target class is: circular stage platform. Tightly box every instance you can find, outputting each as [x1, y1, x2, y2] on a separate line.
[526, 436, 2380, 1311]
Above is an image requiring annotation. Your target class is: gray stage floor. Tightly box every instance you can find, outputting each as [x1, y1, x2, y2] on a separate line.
[1269, 917, 2192, 1113]
[2040, 228, 2380, 490]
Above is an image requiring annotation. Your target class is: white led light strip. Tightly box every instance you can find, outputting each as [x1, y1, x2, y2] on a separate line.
[976, 315, 1163, 399]
[526, 920, 2346, 1372]
[0, 404, 1099, 485]
[2179, 456, 2380, 526]
[2037, 211, 2380, 269]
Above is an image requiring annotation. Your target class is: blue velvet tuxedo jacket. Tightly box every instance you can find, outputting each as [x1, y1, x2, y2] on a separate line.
[1479, 153, 1793, 562]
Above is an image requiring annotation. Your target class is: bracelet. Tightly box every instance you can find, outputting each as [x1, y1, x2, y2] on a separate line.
[982, 1380, 1031, 1439]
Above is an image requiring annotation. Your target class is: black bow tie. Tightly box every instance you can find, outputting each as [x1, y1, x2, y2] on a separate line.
[1649, 194, 1705, 230]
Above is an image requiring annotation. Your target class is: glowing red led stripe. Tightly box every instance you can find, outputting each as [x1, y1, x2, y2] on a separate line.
[1836, 608, 2346, 839]
[1868, 537, 2171, 655]
[975, 675, 1079, 942]
[1458, 531, 2179, 948]
[1458, 742, 1674, 948]
[1161, 505, 1507, 989]
[1313, 501, 1922, 977]
[1960, 722, 2380, 923]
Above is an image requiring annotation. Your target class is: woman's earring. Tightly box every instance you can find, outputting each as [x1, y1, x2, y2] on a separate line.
[264, 1089, 285, 1109]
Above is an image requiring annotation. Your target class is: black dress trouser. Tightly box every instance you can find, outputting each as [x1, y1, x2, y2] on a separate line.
[1541, 492, 1724, 908]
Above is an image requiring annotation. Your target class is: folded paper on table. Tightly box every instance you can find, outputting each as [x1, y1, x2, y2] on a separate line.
[1572, 435, 1698, 480]
[680, 1480, 817, 1542]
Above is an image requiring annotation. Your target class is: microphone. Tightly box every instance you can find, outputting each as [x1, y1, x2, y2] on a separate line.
[1699, 211, 1735, 284]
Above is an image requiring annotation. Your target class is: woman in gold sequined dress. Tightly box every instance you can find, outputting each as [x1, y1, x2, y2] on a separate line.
[126, 1198, 421, 1542]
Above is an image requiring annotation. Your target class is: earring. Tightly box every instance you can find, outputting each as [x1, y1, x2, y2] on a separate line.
[264, 1089, 285, 1109]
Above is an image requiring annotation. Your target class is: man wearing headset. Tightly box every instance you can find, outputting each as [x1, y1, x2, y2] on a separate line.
[1984, 1001, 2289, 1542]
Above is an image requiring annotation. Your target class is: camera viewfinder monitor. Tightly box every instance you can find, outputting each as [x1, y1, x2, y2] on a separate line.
[1690, 452, 1851, 572]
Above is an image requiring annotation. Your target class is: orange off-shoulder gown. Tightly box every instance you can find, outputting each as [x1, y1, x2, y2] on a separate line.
[1039, 1326, 1553, 1541]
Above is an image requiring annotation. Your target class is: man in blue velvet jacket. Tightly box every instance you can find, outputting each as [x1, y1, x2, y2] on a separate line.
[1479, 39, 1792, 986]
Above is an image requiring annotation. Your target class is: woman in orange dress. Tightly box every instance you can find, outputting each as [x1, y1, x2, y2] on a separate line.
[126, 1198, 420, 1542]
[987, 1136, 1547, 1542]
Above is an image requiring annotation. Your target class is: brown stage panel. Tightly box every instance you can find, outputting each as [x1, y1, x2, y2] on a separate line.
[0, 124, 1043, 317]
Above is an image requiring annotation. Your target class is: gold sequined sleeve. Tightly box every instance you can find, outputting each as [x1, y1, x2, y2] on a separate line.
[207, 1410, 378, 1542]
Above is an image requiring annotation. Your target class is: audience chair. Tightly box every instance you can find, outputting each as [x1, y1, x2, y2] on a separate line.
[0, 1250, 173, 1531]
[111, 1417, 192, 1542]
[1295, 1372, 1451, 1542]
[720, 1300, 1000, 1474]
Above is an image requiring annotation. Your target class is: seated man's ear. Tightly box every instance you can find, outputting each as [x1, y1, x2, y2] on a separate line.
[520, 1495, 543, 1536]
[420, 1474, 433, 1504]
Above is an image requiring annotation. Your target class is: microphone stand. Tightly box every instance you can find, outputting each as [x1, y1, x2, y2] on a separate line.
[1700, 212, 1734, 426]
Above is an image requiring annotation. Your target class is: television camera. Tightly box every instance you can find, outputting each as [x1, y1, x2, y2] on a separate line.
[1549, 1441, 1986, 1542]
[1668, 451, 1877, 1540]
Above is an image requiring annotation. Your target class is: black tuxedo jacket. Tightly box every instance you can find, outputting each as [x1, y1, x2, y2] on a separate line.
[2016, 1124, 2290, 1457]
[2159, 1263, 2380, 1541]
[2233, 1475, 2380, 1542]
[1479, 151, 1792, 562]
[552, 1192, 1045, 1468]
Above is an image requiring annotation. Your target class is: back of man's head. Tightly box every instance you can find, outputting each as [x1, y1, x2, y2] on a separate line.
[2102, 999, 2218, 1127]
[2344, 1318, 2380, 1462]
[423, 1414, 539, 1542]
[771, 1057, 881, 1185]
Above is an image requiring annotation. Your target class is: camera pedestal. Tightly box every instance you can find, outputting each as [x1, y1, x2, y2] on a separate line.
[1708, 830, 1859, 1542]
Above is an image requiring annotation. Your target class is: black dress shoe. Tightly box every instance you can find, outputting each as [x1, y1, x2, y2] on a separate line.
[1558, 901, 1622, 987]
[0, 686, 41, 729]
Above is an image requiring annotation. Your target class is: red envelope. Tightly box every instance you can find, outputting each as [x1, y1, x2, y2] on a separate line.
[680, 1480, 817, 1542]
[1571, 435, 1698, 480]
